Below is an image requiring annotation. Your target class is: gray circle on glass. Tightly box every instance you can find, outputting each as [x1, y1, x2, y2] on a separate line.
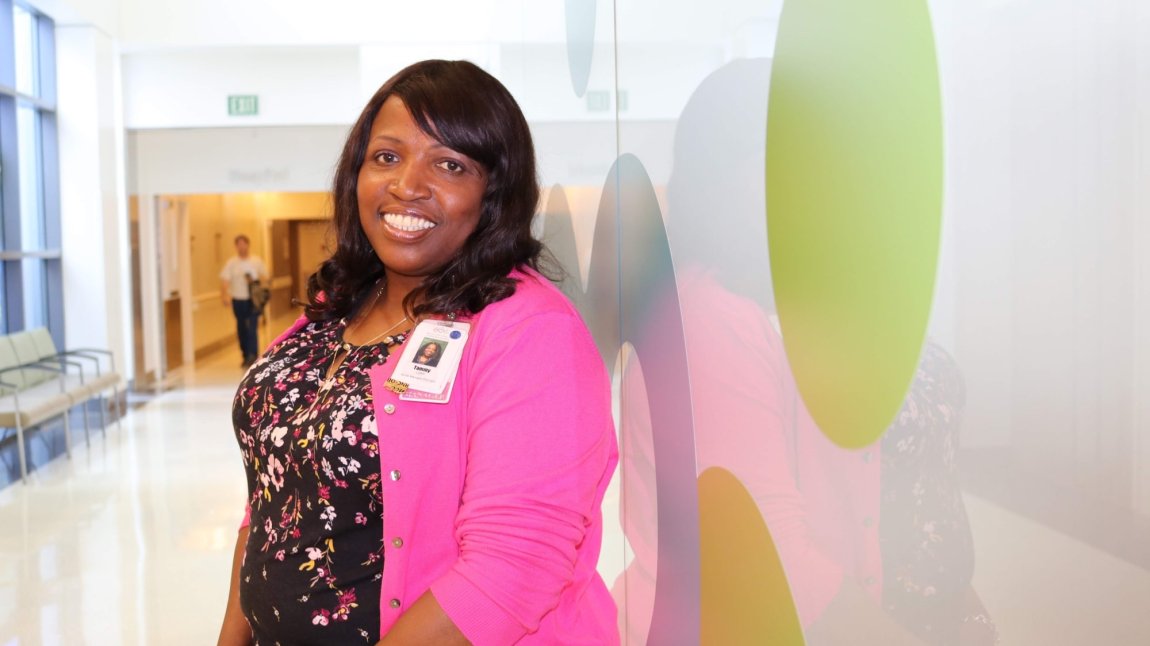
[565, 0, 596, 97]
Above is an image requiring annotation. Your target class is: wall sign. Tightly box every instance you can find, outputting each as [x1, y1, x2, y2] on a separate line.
[227, 95, 259, 116]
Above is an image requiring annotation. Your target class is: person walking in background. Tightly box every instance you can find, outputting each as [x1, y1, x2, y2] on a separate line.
[219, 234, 268, 367]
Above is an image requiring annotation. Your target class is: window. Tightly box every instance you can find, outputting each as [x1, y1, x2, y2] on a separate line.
[16, 102, 44, 249]
[0, 0, 61, 339]
[12, 3, 36, 96]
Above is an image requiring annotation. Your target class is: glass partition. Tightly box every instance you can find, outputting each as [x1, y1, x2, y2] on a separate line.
[525, 0, 1150, 643]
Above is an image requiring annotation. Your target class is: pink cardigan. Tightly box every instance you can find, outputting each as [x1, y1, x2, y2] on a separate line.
[244, 269, 620, 644]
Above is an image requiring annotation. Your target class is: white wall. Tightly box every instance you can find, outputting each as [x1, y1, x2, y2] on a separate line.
[33, 0, 777, 50]
[120, 43, 704, 129]
[930, 1, 1018, 449]
[116, 0, 498, 48]
[56, 24, 132, 382]
[1133, 0, 1150, 515]
[129, 126, 347, 196]
[122, 47, 362, 129]
[26, 0, 118, 35]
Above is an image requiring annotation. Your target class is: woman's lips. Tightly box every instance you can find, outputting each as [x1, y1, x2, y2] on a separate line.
[381, 212, 437, 240]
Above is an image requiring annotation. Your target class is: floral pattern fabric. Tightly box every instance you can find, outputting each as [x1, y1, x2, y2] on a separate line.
[880, 340, 975, 645]
[233, 318, 403, 645]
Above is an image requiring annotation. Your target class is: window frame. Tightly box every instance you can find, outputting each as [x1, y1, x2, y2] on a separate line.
[0, 0, 62, 340]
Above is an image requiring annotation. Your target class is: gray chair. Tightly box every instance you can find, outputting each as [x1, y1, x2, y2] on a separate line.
[0, 337, 77, 482]
[24, 328, 124, 434]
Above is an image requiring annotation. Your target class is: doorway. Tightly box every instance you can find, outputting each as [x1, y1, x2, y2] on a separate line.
[129, 191, 331, 381]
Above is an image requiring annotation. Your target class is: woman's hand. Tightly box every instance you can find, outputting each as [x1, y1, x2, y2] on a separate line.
[375, 591, 471, 646]
[806, 581, 928, 646]
[958, 586, 999, 645]
[959, 613, 999, 645]
[217, 527, 253, 646]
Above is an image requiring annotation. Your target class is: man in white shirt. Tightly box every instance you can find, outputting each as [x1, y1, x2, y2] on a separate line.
[219, 234, 269, 367]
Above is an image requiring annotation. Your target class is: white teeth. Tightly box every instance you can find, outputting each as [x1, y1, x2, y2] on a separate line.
[382, 213, 436, 232]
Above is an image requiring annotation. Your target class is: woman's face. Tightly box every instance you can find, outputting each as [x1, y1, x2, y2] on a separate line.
[357, 96, 487, 282]
[421, 343, 439, 358]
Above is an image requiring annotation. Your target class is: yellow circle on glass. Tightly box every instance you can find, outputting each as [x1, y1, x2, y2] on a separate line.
[766, 0, 944, 448]
[699, 467, 803, 645]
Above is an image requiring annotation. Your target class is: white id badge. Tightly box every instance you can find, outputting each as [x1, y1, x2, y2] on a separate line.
[391, 319, 470, 404]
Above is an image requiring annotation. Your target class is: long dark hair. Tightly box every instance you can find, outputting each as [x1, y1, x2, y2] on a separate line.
[305, 59, 550, 321]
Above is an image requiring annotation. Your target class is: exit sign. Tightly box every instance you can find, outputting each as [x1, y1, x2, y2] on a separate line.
[228, 95, 259, 116]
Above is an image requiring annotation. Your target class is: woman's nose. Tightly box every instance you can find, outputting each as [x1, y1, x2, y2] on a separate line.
[388, 163, 432, 201]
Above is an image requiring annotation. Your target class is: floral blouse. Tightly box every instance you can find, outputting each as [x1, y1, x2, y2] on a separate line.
[880, 339, 975, 644]
[233, 317, 407, 645]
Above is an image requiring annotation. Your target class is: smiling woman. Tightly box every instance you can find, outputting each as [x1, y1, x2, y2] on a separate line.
[310, 59, 546, 325]
[355, 96, 487, 286]
[217, 60, 620, 646]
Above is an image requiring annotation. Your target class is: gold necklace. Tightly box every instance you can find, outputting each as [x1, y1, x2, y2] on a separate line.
[339, 314, 409, 353]
[339, 280, 411, 350]
[301, 314, 410, 424]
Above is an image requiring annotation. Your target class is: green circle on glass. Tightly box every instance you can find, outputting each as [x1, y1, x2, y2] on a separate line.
[766, 0, 943, 448]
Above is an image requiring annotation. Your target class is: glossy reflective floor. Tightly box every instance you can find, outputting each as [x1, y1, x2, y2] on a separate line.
[0, 349, 250, 645]
[1, 347, 1148, 644]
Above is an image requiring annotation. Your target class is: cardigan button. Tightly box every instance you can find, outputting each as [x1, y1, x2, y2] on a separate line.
[390, 470, 402, 481]
[389, 598, 402, 609]
[383, 403, 396, 415]
[392, 537, 404, 548]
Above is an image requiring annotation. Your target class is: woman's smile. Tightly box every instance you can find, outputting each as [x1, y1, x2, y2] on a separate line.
[382, 212, 437, 234]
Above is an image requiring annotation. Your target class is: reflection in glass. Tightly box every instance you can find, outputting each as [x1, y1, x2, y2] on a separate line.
[16, 103, 45, 251]
[13, 4, 39, 97]
[648, 58, 995, 644]
[0, 262, 6, 329]
[22, 257, 46, 329]
[564, 0, 596, 97]
[0, 126, 5, 249]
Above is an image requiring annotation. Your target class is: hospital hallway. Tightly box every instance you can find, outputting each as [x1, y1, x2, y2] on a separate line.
[2, 0, 1150, 643]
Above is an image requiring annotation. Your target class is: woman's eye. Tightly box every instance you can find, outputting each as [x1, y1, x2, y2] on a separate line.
[438, 160, 464, 173]
[375, 151, 398, 164]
